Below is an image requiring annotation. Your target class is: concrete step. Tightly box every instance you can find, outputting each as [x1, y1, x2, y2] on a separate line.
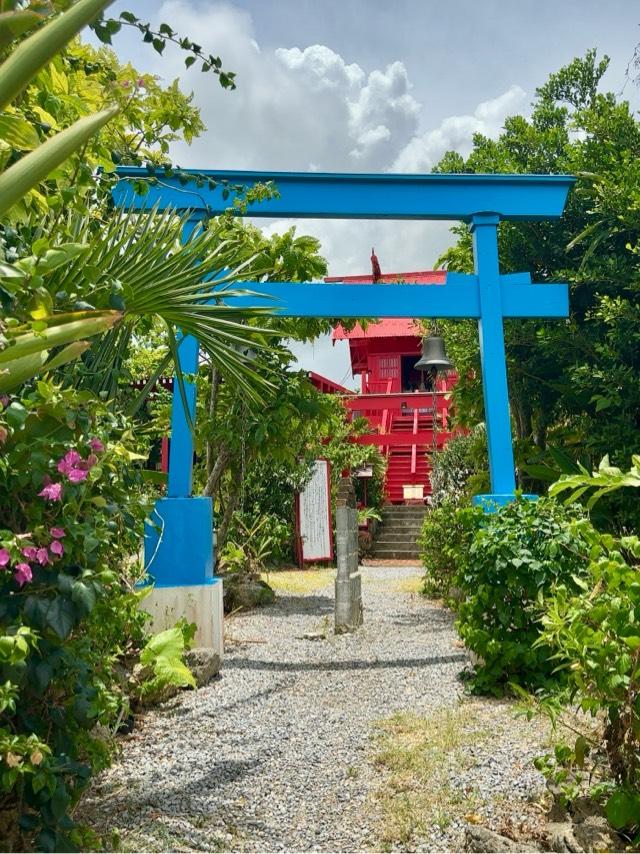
[382, 512, 428, 520]
[375, 539, 420, 548]
[378, 527, 423, 536]
[382, 506, 428, 513]
[371, 549, 421, 559]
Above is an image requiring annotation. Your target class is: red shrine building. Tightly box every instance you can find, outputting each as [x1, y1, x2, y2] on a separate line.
[316, 261, 458, 505]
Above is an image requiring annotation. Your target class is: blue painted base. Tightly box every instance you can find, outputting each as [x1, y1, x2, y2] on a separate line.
[472, 493, 538, 512]
[144, 496, 215, 587]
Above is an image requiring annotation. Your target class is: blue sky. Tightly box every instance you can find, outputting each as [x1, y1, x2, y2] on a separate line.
[100, 1, 640, 384]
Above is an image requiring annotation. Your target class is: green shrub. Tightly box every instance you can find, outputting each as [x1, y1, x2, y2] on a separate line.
[535, 522, 640, 835]
[456, 497, 592, 694]
[418, 501, 483, 600]
[430, 425, 488, 506]
[0, 383, 150, 849]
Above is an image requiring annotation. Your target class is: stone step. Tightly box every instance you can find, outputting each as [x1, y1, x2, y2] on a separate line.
[371, 549, 421, 559]
[382, 508, 428, 514]
[380, 521, 425, 529]
[375, 540, 420, 549]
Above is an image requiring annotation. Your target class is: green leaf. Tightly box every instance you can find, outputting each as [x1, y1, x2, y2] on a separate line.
[71, 581, 96, 615]
[0, 351, 48, 393]
[0, 311, 120, 364]
[0, 112, 40, 149]
[140, 626, 184, 663]
[606, 789, 637, 830]
[45, 597, 76, 640]
[4, 400, 27, 428]
[0, 10, 45, 52]
[0, 105, 120, 218]
[0, 0, 114, 112]
[35, 243, 89, 274]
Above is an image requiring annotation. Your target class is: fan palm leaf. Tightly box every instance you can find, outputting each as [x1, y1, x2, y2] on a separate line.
[46, 206, 279, 403]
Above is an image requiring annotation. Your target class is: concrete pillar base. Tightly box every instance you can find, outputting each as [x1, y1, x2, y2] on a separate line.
[335, 572, 363, 634]
[472, 493, 537, 512]
[141, 579, 224, 659]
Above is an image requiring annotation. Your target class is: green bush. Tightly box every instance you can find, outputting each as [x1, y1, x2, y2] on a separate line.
[429, 425, 488, 507]
[456, 497, 592, 694]
[536, 521, 640, 835]
[0, 383, 150, 849]
[418, 501, 483, 600]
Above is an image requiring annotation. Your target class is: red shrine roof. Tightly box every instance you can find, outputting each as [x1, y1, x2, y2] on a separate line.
[328, 270, 446, 341]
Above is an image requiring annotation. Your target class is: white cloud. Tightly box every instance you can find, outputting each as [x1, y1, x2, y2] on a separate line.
[392, 85, 527, 173]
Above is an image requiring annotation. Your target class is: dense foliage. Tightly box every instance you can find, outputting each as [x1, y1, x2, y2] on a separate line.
[417, 502, 482, 600]
[456, 497, 592, 694]
[428, 425, 488, 507]
[536, 521, 640, 833]
[0, 383, 150, 848]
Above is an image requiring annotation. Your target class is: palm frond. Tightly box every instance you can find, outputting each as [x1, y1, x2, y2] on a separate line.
[48, 206, 280, 403]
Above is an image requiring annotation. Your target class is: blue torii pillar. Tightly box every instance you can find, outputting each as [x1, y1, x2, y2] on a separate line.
[113, 169, 574, 648]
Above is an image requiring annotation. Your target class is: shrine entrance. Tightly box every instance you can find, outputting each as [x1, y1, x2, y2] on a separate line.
[112, 169, 574, 651]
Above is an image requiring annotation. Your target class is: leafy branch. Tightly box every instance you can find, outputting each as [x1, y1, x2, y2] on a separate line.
[92, 11, 236, 89]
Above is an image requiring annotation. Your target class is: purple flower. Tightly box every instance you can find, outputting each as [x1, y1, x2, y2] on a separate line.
[50, 540, 64, 558]
[38, 482, 63, 501]
[89, 438, 105, 453]
[50, 527, 65, 539]
[36, 547, 50, 566]
[14, 563, 32, 587]
[68, 468, 88, 483]
[0, 548, 10, 567]
[21, 546, 38, 561]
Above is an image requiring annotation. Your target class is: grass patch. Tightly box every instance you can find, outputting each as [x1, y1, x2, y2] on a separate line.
[372, 705, 488, 846]
[390, 574, 424, 594]
[262, 568, 334, 595]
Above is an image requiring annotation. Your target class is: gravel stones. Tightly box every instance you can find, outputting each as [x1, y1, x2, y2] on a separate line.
[78, 567, 549, 852]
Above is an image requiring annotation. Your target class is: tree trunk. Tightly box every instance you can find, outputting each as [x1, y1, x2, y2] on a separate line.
[203, 443, 230, 497]
[217, 488, 239, 552]
[206, 364, 220, 478]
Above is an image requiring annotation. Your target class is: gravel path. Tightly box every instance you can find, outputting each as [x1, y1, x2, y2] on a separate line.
[80, 566, 550, 852]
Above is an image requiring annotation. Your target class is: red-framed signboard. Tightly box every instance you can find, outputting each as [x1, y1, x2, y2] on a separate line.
[295, 459, 333, 564]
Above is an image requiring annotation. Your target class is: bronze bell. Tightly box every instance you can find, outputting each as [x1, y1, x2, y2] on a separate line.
[414, 335, 453, 373]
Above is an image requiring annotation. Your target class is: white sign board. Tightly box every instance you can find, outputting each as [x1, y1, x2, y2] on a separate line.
[298, 459, 332, 562]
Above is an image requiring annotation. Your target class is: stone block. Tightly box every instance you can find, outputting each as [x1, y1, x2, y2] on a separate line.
[141, 580, 224, 659]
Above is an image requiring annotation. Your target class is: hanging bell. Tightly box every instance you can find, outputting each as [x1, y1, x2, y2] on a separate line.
[414, 335, 453, 373]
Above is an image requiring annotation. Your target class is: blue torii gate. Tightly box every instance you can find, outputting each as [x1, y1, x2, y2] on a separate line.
[113, 169, 574, 593]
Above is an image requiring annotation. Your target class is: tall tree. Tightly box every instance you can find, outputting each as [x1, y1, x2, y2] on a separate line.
[433, 51, 640, 526]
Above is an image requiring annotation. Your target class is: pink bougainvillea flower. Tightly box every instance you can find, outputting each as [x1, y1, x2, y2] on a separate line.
[50, 540, 64, 558]
[86, 454, 98, 469]
[67, 468, 88, 483]
[0, 395, 9, 409]
[21, 546, 38, 561]
[14, 563, 32, 587]
[0, 548, 10, 567]
[38, 482, 63, 501]
[36, 547, 50, 566]
[50, 527, 65, 539]
[57, 449, 82, 476]
[0, 427, 7, 444]
[89, 438, 104, 453]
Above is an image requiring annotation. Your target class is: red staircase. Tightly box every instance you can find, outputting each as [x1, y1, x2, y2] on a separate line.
[384, 411, 435, 504]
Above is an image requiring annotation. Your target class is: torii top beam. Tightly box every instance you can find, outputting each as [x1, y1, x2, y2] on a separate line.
[112, 167, 575, 222]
